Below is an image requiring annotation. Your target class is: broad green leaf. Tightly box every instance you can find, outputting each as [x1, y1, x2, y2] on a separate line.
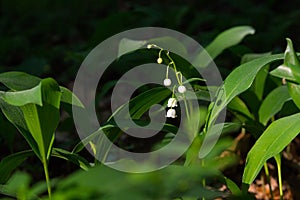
[258, 86, 291, 125]
[202, 54, 284, 159]
[193, 26, 255, 67]
[0, 82, 42, 106]
[287, 82, 300, 109]
[0, 71, 83, 107]
[242, 113, 300, 184]
[21, 78, 61, 161]
[0, 71, 40, 90]
[0, 150, 34, 184]
[270, 38, 300, 83]
[0, 100, 41, 160]
[51, 148, 90, 171]
[207, 54, 284, 130]
[118, 38, 147, 57]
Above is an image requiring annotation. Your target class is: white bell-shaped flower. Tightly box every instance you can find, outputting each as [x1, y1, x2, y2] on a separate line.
[163, 78, 172, 86]
[178, 85, 186, 93]
[167, 98, 177, 107]
[166, 108, 176, 118]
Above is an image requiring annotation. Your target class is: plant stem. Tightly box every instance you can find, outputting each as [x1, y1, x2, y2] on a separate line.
[263, 162, 274, 200]
[43, 159, 52, 199]
[201, 159, 206, 200]
[183, 96, 190, 121]
[275, 155, 283, 200]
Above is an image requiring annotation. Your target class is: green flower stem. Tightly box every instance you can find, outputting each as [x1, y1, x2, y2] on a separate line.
[42, 159, 52, 199]
[201, 159, 206, 200]
[149, 44, 183, 86]
[275, 154, 283, 200]
[183, 95, 190, 121]
[263, 162, 274, 200]
[165, 52, 182, 85]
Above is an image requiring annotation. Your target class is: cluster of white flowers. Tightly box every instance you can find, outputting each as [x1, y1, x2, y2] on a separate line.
[148, 43, 188, 118]
[166, 98, 177, 118]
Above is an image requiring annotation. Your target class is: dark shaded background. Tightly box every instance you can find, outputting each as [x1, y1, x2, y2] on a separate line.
[1, 0, 300, 82]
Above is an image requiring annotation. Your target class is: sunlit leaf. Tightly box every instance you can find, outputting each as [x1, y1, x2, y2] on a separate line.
[0, 71, 40, 90]
[206, 54, 284, 130]
[20, 78, 61, 162]
[0, 100, 41, 160]
[270, 38, 300, 83]
[242, 113, 300, 184]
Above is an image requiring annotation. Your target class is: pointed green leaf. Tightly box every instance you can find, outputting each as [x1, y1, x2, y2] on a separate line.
[0, 71, 83, 107]
[193, 26, 255, 67]
[270, 38, 300, 83]
[20, 78, 61, 161]
[0, 71, 40, 90]
[287, 82, 300, 109]
[0, 100, 41, 160]
[258, 86, 291, 125]
[283, 38, 300, 83]
[242, 113, 300, 184]
[207, 54, 284, 130]
[0, 83, 42, 106]
[270, 64, 297, 82]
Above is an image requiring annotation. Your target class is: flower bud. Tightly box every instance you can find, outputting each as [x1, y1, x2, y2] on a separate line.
[157, 57, 163, 64]
[178, 85, 186, 93]
[163, 78, 172, 86]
